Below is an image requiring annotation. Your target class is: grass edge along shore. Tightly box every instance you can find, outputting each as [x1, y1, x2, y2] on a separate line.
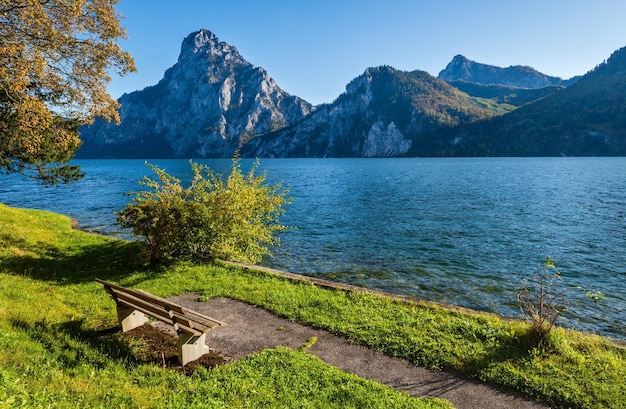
[0, 203, 625, 408]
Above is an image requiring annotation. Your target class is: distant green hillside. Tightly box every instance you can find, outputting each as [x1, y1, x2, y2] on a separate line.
[446, 80, 564, 107]
[420, 46, 626, 156]
[360, 67, 515, 123]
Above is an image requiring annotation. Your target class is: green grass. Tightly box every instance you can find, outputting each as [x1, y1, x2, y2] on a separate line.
[1, 203, 626, 408]
[0, 203, 449, 408]
[150, 262, 626, 408]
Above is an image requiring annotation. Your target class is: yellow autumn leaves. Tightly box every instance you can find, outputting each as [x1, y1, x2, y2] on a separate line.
[0, 0, 135, 183]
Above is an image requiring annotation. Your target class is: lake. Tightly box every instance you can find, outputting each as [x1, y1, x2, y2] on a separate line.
[1, 157, 625, 339]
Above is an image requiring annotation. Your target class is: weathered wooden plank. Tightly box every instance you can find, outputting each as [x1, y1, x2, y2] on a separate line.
[115, 293, 208, 333]
[169, 311, 212, 333]
[114, 291, 175, 322]
[134, 289, 187, 315]
[184, 309, 227, 329]
[115, 296, 204, 335]
[173, 322, 203, 336]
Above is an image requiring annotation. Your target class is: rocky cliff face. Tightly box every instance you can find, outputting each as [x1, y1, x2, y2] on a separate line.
[438, 55, 578, 88]
[241, 66, 504, 157]
[78, 29, 312, 158]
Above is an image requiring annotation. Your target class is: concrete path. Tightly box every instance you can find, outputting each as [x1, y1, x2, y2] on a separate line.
[167, 295, 550, 409]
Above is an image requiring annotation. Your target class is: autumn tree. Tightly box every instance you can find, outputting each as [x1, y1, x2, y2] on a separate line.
[0, 0, 135, 184]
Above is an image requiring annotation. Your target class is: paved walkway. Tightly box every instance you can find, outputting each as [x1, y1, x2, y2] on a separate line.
[167, 294, 549, 409]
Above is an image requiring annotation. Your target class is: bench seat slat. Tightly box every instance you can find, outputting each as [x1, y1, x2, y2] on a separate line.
[171, 311, 216, 332]
[114, 291, 174, 320]
[184, 309, 227, 329]
[116, 294, 206, 335]
[134, 289, 187, 315]
[113, 291, 210, 333]
[173, 322, 203, 336]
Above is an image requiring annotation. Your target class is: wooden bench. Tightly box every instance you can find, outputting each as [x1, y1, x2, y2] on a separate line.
[96, 278, 226, 365]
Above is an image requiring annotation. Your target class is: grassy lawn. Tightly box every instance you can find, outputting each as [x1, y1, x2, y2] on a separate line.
[1, 203, 625, 408]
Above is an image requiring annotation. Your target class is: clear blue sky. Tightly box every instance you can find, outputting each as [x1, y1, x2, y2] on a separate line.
[109, 0, 626, 105]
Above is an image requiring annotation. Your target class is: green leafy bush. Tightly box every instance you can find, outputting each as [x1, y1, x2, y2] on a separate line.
[117, 158, 289, 263]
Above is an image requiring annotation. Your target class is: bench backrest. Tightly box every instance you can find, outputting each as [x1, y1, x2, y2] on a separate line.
[96, 278, 226, 336]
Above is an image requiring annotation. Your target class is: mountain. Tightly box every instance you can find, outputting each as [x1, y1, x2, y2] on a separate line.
[438, 55, 579, 88]
[240, 66, 511, 158]
[422, 46, 626, 156]
[78, 29, 312, 158]
[78, 29, 624, 159]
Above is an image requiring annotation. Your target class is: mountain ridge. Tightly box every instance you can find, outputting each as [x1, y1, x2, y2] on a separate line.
[78, 29, 624, 158]
[241, 66, 510, 157]
[438, 55, 579, 88]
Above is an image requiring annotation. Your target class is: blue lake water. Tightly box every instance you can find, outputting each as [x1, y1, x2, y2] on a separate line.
[1, 157, 625, 339]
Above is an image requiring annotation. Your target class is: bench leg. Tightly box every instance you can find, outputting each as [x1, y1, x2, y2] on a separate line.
[177, 332, 210, 366]
[117, 305, 149, 332]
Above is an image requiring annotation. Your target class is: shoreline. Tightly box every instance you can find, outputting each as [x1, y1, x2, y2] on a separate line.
[224, 261, 626, 346]
[70, 211, 626, 345]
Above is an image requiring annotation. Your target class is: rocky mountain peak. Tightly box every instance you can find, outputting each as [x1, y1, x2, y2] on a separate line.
[78, 29, 312, 158]
[345, 66, 376, 96]
[178, 29, 246, 66]
[449, 54, 470, 66]
[445, 55, 472, 76]
[185, 29, 218, 50]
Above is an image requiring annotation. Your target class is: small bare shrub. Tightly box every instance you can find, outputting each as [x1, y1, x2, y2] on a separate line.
[513, 257, 567, 337]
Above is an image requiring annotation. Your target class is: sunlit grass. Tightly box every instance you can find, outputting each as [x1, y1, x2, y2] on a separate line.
[1, 203, 625, 408]
[146, 261, 626, 408]
[0, 203, 451, 408]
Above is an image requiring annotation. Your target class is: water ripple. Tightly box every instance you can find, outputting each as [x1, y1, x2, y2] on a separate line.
[1, 157, 625, 339]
